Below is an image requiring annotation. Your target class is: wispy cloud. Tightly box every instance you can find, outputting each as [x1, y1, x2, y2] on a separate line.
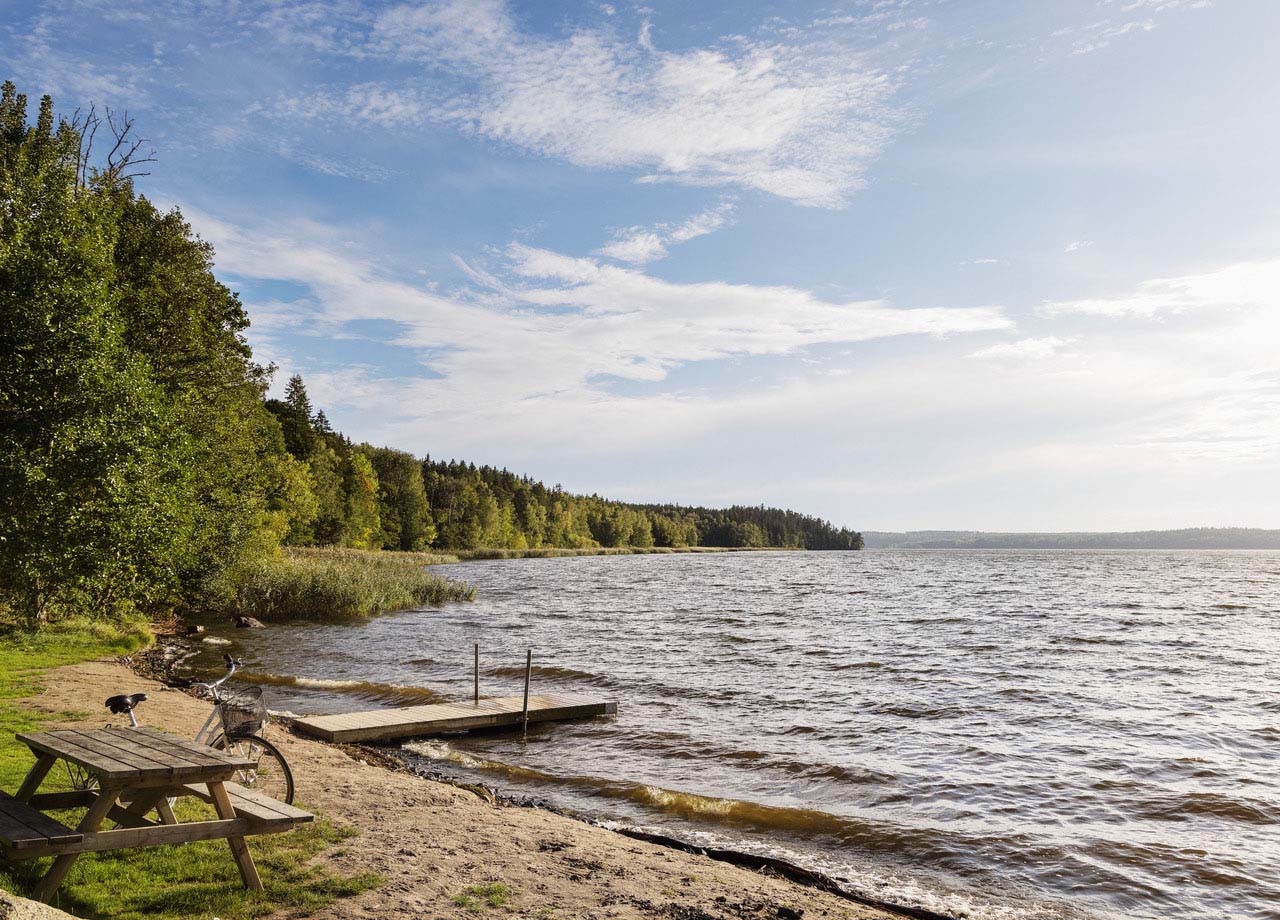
[1044, 258, 1280, 317]
[1062, 0, 1210, 55]
[1064, 240, 1094, 253]
[596, 200, 734, 264]
[187, 207, 1010, 429]
[969, 336, 1074, 360]
[263, 83, 427, 128]
[363, 0, 904, 206]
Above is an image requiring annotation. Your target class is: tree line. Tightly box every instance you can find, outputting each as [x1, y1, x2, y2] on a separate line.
[266, 375, 863, 554]
[0, 82, 859, 629]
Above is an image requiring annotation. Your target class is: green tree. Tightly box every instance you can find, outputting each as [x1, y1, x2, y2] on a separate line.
[342, 452, 381, 549]
[0, 85, 193, 625]
[367, 446, 436, 550]
[110, 191, 292, 596]
[307, 444, 346, 545]
[265, 374, 318, 460]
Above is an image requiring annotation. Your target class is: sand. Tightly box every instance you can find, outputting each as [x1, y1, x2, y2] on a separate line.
[18, 656, 902, 920]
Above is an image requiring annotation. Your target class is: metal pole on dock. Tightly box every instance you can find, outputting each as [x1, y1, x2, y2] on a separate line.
[521, 649, 532, 738]
[474, 643, 479, 705]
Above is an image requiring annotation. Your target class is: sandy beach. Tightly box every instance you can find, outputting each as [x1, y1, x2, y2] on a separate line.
[17, 655, 901, 920]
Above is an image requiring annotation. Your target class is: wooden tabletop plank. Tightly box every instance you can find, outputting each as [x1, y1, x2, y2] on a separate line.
[102, 728, 205, 767]
[128, 727, 256, 770]
[92, 731, 225, 780]
[103, 729, 216, 774]
[19, 732, 138, 779]
[53, 730, 175, 779]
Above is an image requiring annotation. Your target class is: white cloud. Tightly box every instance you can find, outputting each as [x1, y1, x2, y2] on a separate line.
[596, 232, 668, 264]
[596, 200, 734, 264]
[1044, 258, 1280, 317]
[264, 83, 426, 128]
[186, 206, 1010, 433]
[1063, 239, 1094, 253]
[969, 336, 1073, 360]
[1064, 1, 1209, 55]
[368, 0, 903, 206]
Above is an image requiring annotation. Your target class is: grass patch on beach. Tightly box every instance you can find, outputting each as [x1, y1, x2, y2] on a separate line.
[215, 546, 474, 621]
[453, 882, 512, 911]
[0, 622, 381, 918]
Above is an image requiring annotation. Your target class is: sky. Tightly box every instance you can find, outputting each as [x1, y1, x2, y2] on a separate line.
[4, 0, 1279, 531]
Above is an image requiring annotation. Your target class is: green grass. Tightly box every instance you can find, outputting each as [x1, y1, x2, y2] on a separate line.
[452, 882, 511, 911]
[0, 621, 380, 918]
[216, 546, 474, 621]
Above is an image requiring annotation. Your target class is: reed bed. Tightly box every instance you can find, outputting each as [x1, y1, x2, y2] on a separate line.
[221, 547, 473, 621]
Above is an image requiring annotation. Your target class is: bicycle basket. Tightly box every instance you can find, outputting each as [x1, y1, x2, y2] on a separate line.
[218, 685, 268, 736]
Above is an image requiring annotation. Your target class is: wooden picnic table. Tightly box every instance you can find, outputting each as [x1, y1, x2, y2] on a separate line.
[0, 726, 312, 902]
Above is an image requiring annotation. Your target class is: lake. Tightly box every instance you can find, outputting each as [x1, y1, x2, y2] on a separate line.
[186, 550, 1280, 920]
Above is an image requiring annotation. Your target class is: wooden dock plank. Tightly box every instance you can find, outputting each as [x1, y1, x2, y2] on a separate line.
[292, 694, 616, 743]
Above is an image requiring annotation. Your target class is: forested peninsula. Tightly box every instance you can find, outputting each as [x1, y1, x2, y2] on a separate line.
[0, 83, 860, 629]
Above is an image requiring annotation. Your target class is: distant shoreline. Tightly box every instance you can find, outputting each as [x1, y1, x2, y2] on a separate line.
[863, 527, 1280, 550]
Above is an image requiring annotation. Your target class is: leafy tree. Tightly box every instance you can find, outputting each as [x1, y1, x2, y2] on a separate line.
[368, 446, 436, 550]
[306, 444, 346, 545]
[342, 452, 381, 549]
[0, 85, 192, 625]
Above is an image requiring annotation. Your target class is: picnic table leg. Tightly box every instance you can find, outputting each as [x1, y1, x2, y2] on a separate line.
[14, 753, 56, 803]
[116, 791, 168, 828]
[32, 786, 121, 903]
[208, 781, 262, 891]
[154, 796, 178, 825]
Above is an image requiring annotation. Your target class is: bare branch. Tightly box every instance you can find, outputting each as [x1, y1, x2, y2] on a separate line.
[98, 107, 156, 186]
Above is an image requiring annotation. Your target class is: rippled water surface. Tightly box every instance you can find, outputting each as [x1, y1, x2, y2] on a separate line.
[187, 551, 1280, 920]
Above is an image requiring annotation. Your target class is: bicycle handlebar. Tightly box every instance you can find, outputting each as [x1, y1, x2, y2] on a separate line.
[192, 654, 242, 694]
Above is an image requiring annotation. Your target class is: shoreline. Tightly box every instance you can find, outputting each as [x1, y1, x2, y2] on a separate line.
[126, 633, 947, 920]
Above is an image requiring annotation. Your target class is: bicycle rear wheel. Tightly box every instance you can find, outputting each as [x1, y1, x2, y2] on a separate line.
[211, 733, 295, 805]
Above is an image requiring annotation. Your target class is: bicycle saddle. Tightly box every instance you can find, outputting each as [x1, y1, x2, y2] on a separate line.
[104, 693, 148, 715]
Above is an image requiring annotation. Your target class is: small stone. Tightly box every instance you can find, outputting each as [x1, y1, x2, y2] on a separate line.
[234, 615, 266, 628]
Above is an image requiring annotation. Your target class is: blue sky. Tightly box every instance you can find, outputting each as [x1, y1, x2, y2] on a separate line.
[5, 0, 1279, 530]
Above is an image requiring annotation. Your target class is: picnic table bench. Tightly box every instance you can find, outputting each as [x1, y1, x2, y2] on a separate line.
[0, 726, 312, 902]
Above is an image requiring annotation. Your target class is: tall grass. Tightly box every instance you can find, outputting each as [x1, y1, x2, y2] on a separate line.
[217, 547, 474, 621]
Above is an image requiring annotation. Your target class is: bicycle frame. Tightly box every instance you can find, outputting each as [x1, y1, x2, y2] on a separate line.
[189, 656, 241, 744]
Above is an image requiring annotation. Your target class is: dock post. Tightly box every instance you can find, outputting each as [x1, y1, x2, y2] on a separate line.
[522, 648, 532, 738]
[474, 643, 479, 705]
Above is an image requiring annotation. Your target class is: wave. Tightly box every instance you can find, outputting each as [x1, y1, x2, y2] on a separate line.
[235, 671, 444, 705]
[588, 726, 898, 786]
[397, 740, 1116, 888]
[1130, 791, 1280, 825]
[488, 664, 603, 683]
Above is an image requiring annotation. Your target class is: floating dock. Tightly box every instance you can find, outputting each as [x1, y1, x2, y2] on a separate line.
[292, 693, 617, 743]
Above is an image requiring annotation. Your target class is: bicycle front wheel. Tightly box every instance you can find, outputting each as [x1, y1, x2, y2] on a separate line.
[211, 733, 295, 805]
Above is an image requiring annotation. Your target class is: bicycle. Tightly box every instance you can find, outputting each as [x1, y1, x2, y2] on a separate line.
[99, 654, 295, 805]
